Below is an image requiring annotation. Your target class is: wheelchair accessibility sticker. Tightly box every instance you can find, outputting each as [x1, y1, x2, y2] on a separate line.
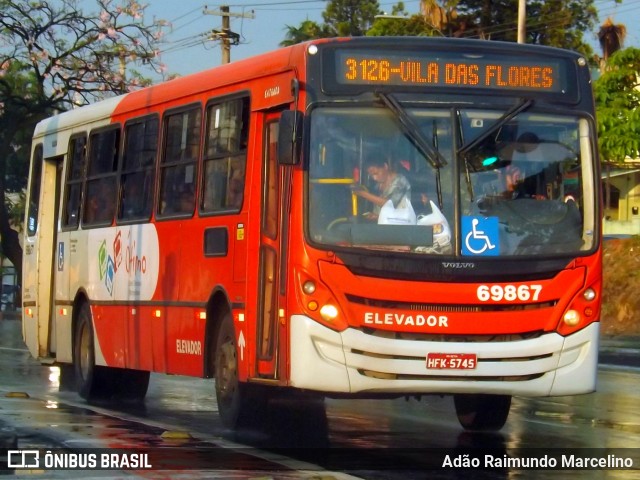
[462, 216, 499, 256]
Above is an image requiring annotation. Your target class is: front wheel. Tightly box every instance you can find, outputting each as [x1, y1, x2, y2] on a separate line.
[454, 394, 511, 431]
[214, 312, 269, 429]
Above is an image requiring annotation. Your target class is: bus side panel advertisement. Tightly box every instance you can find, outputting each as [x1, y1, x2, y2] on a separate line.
[87, 224, 160, 301]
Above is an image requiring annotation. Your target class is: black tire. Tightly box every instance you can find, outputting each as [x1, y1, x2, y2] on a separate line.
[73, 302, 103, 399]
[214, 312, 268, 429]
[73, 302, 150, 402]
[454, 394, 511, 431]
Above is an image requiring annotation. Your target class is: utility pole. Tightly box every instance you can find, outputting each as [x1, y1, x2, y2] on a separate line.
[517, 0, 526, 43]
[203, 5, 255, 64]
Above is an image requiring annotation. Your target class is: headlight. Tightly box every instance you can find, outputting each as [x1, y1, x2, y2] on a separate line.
[563, 309, 580, 326]
[319, 304, 339, 322]
[583, 288, 596, 302]
[302, 280, 316, 295]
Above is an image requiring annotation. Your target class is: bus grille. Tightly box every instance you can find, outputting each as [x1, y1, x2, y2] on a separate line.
[356, 329, 546, 343]
[357, 369, 546, 382]
[352, 347, 552, 381]
[345, 293, 557, 313]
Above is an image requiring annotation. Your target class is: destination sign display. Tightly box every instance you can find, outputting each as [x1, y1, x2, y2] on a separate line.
[329, 49, 569, 95]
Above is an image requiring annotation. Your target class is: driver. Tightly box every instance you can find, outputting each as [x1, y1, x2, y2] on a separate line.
[350, 156, 411, 222]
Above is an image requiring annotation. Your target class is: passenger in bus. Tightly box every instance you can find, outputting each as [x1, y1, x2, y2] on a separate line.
[503, 164, 526, 198]
[502, 132, 547, 200]
[226, 159, 245, 209]
[350, 156, 412, 223]
[85, 180, 115, 224]
[121, 179, 146, 218]
[177, 184, 195, 213]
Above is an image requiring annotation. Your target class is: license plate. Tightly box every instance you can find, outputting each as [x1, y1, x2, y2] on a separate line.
[426, 353, 477, 370]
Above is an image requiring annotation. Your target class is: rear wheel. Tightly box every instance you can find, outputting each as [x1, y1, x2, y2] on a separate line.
[74, 302, 103, 399]
[73, 302, 149, 401]
[454, 394, 511, 431]
[214, 312, 268, 429]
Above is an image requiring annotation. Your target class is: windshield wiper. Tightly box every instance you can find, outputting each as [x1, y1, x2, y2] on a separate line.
[377, 92, 447, 169]
[457, 98, 534, 155]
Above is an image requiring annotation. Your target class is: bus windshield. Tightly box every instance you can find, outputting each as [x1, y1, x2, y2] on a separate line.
[307, 102, 596, 257]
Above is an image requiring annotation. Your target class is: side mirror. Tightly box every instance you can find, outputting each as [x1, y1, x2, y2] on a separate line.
[278, 110, 303, 165]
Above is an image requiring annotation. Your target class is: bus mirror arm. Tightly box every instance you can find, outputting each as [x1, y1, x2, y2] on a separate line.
[278, 109, 304, 165]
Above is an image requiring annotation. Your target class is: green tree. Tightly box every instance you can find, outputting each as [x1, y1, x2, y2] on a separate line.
[323, 0, 381, 36]
[453, 0, 599, 58]
[367, 14, 437, 37]
[282, 0, 609, 55]
[367, 2, 441, 37]
[281, 20, 329, 47]
[0, 61, 44, 287]
[279, 0, 382, 45]
[0, 0, 166, 285]
[593, 47, 640, 163]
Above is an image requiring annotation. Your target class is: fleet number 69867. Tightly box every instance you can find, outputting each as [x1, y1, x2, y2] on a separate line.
[477, 284, 542, 302]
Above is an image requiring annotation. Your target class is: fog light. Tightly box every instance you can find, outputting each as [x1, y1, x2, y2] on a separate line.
[583, 288, 596, 302]
[563, 309, 580, 326]
[302, 281, 316, 295]
[319, 304, 339, 322]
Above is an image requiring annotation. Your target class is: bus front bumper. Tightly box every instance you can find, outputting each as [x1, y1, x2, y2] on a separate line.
[289, 315, 599, 397]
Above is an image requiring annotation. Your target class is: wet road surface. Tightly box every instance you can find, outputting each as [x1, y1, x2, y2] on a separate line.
[1, 318, 639, 479]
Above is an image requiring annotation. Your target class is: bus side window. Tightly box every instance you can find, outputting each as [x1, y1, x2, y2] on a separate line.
[160, 155, 197, 215]
[158, 107, 201, 217]
[26, 144, 44, 236]
[83, 127, 120, 227]
[118, 116, 158, 222]
[62, 136, 87, 229]
[85, 178, 117, 223]
[201, 96, 249, 213]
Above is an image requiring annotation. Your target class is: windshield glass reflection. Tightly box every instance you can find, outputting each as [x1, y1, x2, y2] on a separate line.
[307, 105, 595, 257]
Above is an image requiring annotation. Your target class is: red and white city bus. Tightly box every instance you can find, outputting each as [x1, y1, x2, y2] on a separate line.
[22, 37, 602, 431]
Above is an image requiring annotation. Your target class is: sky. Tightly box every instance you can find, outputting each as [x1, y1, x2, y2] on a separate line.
[101, 0, 640, 81]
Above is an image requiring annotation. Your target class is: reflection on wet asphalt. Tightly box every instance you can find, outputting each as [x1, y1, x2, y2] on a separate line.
[1, 318, 640, 479]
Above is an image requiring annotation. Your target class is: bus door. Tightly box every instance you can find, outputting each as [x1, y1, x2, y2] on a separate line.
[256, 112, 287, 378]
[23, 149, 63, 360]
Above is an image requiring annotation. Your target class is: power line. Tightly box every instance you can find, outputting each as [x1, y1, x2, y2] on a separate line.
[168, 6, 204, 23]
[151, 0, 640, 66]
[224, 0, 326, 6]
[203, 6, 255, 64]
[457, 1, 640, 41]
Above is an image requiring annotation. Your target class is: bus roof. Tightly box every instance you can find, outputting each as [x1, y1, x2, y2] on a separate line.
[32, 37, 584, 140]
[114, 41, 301, 115]
[32, 41, 303, 140]
[33, 95, 125, 139]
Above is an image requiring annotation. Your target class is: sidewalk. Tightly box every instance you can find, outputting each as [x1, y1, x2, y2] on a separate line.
[599, 335, 640, 368]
